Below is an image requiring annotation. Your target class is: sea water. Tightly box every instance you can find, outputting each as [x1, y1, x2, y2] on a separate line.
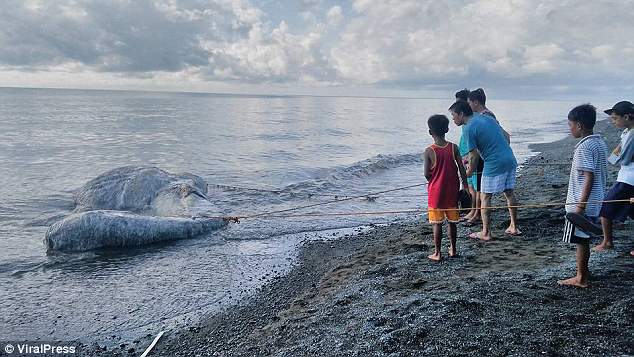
[0, 87, 609, 342]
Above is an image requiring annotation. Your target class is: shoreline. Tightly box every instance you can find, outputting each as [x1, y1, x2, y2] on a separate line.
[88, 120, 633, 356]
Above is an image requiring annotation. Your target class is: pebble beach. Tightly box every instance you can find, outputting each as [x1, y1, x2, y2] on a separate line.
[86, 120, 633, 356]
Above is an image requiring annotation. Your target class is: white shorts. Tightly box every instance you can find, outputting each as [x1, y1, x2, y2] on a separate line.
[481, 171, 516, 194]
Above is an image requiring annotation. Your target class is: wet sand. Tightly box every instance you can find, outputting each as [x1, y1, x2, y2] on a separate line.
[87, 121, 633, 356]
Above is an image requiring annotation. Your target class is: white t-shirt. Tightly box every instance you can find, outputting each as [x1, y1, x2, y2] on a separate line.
[566, 134, 608, 217]
[616, 128, 634, 186]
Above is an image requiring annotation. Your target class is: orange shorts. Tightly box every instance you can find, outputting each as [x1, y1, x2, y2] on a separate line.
[428, 208, 460, 224]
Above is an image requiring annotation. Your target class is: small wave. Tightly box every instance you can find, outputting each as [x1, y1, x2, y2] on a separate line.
[25, 212, 69, 227]
[1, 253, 100, 277]
[284, 152, 423, 193]
[0, 195, 75, 224]
[254, 133, 305, 141]
[323, 128, 352, 137]
[328, 153, 424, 180]
[209, 152, 423, 200]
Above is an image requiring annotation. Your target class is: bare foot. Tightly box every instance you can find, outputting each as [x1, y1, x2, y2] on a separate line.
[504, 227, 523, 236]
[427, 252, 442, 261]
[630, 250, 634, 257]
[468, 231, 492, 241]
[592, 243, 613, 252]
[463, 219, 480, 227]
[557, 276, 589, 288]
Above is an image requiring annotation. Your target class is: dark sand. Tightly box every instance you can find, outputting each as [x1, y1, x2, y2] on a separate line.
[86, 121, 633, 356]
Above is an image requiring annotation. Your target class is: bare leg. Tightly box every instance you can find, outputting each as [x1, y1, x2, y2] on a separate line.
[503, 189, 522, 235]
[465, 185, 477, 220]
[594, 217, 614, 251]
[558, 242, 590, 288]
[448, 222, 457, 257]
[473, 191, 481, 221]
[579, 241, 590, 284]
[474, 193, 492, 240]
[428, 223, 442, 261]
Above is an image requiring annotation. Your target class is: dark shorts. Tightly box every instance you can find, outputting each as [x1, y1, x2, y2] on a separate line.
[563, 215, 597, 244]
[599, 182, 634, 222]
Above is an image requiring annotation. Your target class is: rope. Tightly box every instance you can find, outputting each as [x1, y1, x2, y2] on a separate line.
[208, 182, 427, 200]
[208, 183, 281, 194]
[205, 198, 633, 222]
[200, 182, 426, 221]
[242, 183, 426, 219]
[140, 330, 165, 357]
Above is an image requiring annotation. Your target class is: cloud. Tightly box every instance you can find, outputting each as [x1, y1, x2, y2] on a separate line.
[0, 0, 259, 72]
[0, 0, 633, 96]
[202, 20, 335, 82]
[326, 6, 343, 26]
[329, 0, 634, 89]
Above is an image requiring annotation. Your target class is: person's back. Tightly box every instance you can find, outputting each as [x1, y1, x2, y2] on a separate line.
[423, 114, 468, 261]
[467, 114, 517, 176]
[427, 141, 460, 209]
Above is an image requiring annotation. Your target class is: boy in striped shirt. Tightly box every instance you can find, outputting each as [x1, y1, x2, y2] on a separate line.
[559, 104, 608, 288]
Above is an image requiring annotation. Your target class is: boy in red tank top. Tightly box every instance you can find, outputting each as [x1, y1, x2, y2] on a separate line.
[423, 115, 469, 261]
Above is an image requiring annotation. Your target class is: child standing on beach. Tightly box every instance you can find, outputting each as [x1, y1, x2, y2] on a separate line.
[595, 101, 634, 252]
[560, 104, 608, 288]
[423, 115, 469, 261]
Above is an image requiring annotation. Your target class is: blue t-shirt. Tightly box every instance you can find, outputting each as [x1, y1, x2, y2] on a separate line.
[465, 114, 517, 176]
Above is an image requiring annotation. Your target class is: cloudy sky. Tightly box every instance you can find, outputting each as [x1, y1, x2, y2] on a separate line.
[1, 0, 633, 99]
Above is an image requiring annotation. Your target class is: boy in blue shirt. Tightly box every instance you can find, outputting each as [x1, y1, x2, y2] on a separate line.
[560, 104, 608, 288]
[450, 100, 520, 241]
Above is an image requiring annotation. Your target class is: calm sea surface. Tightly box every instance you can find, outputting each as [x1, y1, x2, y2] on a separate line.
[0, 87, 609, 342]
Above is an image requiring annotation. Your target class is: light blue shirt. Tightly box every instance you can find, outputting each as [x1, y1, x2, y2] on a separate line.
[465, 114, 517, 176]
[458, 121, 471, 157]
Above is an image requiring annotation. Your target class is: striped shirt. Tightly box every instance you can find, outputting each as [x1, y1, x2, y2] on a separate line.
[566, 134, 608, 217]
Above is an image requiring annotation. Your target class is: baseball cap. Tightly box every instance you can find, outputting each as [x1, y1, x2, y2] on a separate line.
[604, 101, 634, 115]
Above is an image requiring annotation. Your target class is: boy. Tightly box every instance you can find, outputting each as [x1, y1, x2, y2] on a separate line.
[423, 114, 469, 261]
[594, 101, 634, 251]
[455, 88, 470, 102]
[559, 104, 608, 288]
[467, 88, 511, 143]
[450, 100, 521, 241]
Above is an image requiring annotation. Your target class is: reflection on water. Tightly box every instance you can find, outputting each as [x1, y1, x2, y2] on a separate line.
[0, 88, 610, 341]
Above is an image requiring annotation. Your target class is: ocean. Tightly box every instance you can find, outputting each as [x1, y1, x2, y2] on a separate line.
[0, 87, 609, 342]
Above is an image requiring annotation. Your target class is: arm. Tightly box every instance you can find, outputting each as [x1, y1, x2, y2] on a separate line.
[466, 149, 480, 177]
[454, 144, 469, 191]
[423, 148, 433, 182]
[576, 170, 594, 214]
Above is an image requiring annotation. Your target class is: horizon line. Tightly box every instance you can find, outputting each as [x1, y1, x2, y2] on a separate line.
[0, 85, 605, 103]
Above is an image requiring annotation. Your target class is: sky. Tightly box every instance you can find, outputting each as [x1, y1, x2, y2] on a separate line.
[0, 0, 633, 99]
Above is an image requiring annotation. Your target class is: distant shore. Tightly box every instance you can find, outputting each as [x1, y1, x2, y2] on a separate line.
[89, 120, 633, 356]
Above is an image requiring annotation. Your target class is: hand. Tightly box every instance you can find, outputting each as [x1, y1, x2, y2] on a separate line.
[575, 205, 586, 214]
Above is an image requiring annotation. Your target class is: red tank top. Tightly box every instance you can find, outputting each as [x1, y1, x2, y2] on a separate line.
[427, 143, 460, 208]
